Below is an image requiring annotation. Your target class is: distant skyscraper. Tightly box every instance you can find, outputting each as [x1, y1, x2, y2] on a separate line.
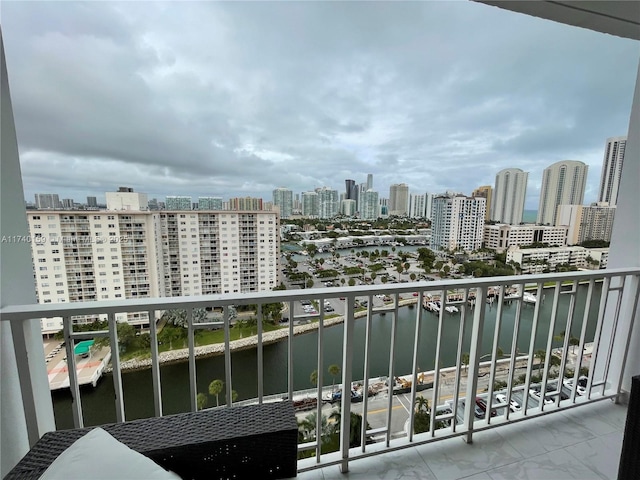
[165, 196, 192, 210]
[198, 196, 223, 210]
[229, 197, 263, 211]
[598, 136, 626, 206]
[316, 187, 339, 219]
[366, 173, 373, 191]
[409, 193, 427, 218]
[430, 193, 486, 251]
[361, 190, 379, 220]
[537, 160, 588, 225]
[87, 196, 98, 208]
[472, 185, 493, 222]
[61, 198, 74, 209]
[34, 193, 61, 209]
[389, 183, 409, 216]
[345, 179, 356, 200]
[341, 199, 356, 216]
[492, 169, 528, 225]
[272, 188, 293, 219]
[302, 191, 319, 217]
[556, 202, 616, 245]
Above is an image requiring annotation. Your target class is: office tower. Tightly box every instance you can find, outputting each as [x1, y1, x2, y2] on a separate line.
[28, 209, 279, 334]
[409, 193, 427, 218]
[472, 185, 493, 222]
[430, 194, 486, 251]
[345, 179, 357, 200]
[229, 197, 263, 211]
[302, 191, 319, 217]
[598, 136, 626, 206]
[379, 197, 388, 217]
[87, 196, 98, 208]
[537, 160, 588, 225]
[388, 183, 410, 216]
[366, 174, 373, 191]
[557, 203, 617, 245]
[491, 169, 528, 225]
[341, 199, 356, 216]
[272, 188, 293, 219]
[61, 199, 74, 209]
[164, 196, 192, 211]
[316, 187, 339, 219]
[198, 197, 223, 210]
[34, 193, 61, 209]
[361, 190, 379, 220]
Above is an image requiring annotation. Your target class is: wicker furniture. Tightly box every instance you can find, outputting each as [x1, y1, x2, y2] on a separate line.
[618, 375, 640, 480]
[4, 401, 298, 480]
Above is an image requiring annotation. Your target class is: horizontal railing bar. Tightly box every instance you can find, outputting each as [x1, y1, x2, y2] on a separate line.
[69, 330, 109, 339]
[298, 441, 318, 451]
[192, 322, 224, 329]
[366, 427, 388, 435]
[3, 268, 638, 320]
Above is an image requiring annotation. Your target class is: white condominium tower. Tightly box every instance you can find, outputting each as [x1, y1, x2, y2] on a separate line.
[388, 183, 409, 216]
[316, 187, 339, 219]
[598, 136, 626, 206]
[27, 209, 279, 335]
[430, 194, 486, 252]
[302, 191, 319, 218]
[360, 190, 379, 220]
[492, 168, 528, 225]
[537, 160, 588, 226]
[272, 188, 293, 219]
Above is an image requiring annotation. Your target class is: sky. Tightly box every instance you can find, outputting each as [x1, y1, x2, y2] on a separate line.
[2, 1, 638, 210]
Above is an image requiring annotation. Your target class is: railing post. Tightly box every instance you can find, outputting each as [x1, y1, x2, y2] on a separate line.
[108, 313, 125, 423]
[187, 308, 197, 411]
[464, 285, 487, 444]
[148, 309, 163, 417]
[63, 317, 83, 428]
[339, 294, 355, 473]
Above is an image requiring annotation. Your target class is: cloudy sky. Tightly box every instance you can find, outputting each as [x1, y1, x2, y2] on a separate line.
[2, 1, 638, 209]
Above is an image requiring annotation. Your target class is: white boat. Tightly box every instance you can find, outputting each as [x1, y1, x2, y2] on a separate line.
[445, 305, 459, 314]
[523, 292, 537, 304]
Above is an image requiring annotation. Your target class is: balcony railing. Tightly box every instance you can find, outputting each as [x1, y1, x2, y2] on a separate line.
[1, 268, 639, 474]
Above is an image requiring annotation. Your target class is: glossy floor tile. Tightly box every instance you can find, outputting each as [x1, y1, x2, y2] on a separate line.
[292, 401, 628, 480]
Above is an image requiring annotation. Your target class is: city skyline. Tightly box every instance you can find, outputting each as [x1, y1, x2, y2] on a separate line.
[3, 2, 637, 209]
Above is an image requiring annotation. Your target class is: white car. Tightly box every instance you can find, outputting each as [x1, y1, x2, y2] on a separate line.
[529, 388, 553, 405]
[496, 394, 521, 412]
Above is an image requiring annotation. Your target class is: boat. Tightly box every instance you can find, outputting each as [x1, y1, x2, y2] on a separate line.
[523, 292, 537, 304]
[445, 305, 459, 314]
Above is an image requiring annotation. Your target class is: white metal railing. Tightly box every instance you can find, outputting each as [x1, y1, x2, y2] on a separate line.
[1, 268, 639, 474]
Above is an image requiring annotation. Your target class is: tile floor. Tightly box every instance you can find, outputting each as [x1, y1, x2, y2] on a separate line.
[294, 400, 628, 479]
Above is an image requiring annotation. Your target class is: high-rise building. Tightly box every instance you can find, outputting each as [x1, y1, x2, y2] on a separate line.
[409, 193, 427, 218]
[302, 191, 319, 218]
[492, 169, 528, 225]
[366, 174, 373, 191]
[378, 197, 388, 217]
[229, 197, 263, 211]
[198, 197, 223, 210]
[272, 188, 293, 219]
[341, 199, 356, 216]
[34, 193, 61, 209]
[430, 194, 486, 252]
[556, 203, 617, 245]
[165, 196, 191, 211]
[361, 190, 379, 220]
[28, 209, 279, 334]
[598, 136, 626, 206]
[345, 179, 357, 200]
[537, 160, 588, 225]
[316, 187, 339, 219]
[388, 183, 409, 216]
[472, 185, 493, 222]
[86, 196, 98, 208]
[61, 199, 74, 209]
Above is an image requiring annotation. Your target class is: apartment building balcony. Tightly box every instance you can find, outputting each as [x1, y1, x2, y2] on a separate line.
[2, 269, 640, 478]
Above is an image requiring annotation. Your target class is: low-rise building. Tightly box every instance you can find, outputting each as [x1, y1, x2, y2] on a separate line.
[483, 224, 567, 252]
[506, 245, 609, 274]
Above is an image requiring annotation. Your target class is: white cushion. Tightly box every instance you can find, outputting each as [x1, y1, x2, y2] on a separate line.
[40, 427, 180, 480]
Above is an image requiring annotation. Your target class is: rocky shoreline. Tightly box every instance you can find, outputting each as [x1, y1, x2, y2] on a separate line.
[107, 297, 419, 373]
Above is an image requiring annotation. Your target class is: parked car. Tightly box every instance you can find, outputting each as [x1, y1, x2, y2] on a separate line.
[475, 397, 497, 417]
[529, 388, 554, 405]
[496, 393, 521, 412]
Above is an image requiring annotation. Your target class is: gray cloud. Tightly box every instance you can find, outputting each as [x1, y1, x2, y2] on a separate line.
[2, 1, 637, 209]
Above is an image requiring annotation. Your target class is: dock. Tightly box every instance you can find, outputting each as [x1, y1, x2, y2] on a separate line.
[44, 340, 111, 390]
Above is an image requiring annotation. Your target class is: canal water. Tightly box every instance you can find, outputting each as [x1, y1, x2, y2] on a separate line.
[52, 283, 601, 429]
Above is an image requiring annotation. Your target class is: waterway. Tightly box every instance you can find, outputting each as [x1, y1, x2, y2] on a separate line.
[52, 283, 600, 429]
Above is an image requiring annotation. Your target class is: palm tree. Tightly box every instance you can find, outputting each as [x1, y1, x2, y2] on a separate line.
[461, 353, 470, 372]
[328, 410, 367, 448]
[415, 396, 429, 413]
[208, 379, 224, 407]
[535, 350, 546, 373]
[328, 364, 341, 393]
